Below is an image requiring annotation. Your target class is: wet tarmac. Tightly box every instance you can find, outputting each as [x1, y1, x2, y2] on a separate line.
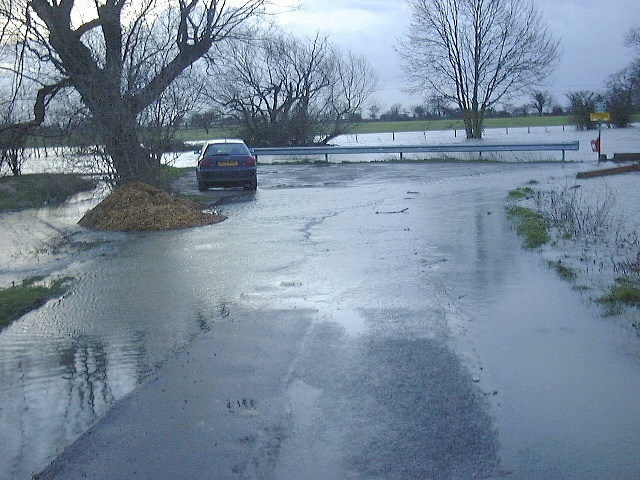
[2, 160, 640, 479]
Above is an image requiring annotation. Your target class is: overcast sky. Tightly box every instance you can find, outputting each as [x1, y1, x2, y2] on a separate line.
[272, 0, 639, 110]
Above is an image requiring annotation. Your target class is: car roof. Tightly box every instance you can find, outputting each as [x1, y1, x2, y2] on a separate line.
[203, 139, 246, 145]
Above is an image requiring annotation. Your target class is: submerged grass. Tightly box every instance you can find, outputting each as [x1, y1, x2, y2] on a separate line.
[598, 276, 640, 308]
[509, 181, 640, 334]
[507, 187, 534, 201]
[0, 276, 72, 330]
[0, 173, 97, 212]
[549, 260, 576, 280]
[506, 205, 551, 249]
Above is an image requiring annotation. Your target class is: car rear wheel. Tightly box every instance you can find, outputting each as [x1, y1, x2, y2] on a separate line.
[244, 178, 257, 191]
[197, 182, 208, 191]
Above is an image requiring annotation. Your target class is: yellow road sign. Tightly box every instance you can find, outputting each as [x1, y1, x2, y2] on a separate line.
[590, 112, 611, 122]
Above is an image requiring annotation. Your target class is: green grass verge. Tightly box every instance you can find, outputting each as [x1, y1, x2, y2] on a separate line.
[0, 276, 72, 330]
[0, 173, 97, 212]
[175, 127, 242, 143]
[507, 187, 534, 201]
[506, 205, 551, 249]
[159, 165, 191, 190]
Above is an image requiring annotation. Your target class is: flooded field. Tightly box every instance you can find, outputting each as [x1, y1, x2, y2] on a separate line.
[1, 127, 640, 478]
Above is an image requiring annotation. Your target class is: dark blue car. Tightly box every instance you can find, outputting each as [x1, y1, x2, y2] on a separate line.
[196, 139, 257, 191]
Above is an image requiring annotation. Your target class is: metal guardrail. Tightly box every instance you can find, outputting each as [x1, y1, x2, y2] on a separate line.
[252, 141, 580, 162]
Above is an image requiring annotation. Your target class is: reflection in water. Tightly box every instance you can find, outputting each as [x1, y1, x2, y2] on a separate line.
[59, 337, 114, 427]
[0, 230, 216, 479]
[0, 316, 150, 479]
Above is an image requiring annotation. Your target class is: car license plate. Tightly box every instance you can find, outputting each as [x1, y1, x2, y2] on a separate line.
[218, 161, 238, 167]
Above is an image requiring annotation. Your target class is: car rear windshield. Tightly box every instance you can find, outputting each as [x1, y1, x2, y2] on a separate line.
[204, 143, 249, 156]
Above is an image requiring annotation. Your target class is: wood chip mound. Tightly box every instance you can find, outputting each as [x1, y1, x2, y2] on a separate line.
[79, 182, 226, 231]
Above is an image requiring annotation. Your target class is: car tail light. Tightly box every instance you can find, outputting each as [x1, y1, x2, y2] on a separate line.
[244, 156, 256, 166]
[199, 157, 214, 167]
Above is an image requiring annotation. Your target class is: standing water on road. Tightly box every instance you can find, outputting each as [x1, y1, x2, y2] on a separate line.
[2, 128, 640, 478]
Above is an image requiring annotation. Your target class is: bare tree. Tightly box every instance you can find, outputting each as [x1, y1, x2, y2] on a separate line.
[320, 49, 377, 142]
[0, 27, 68, 175]
[381, 103, 406, 121]
[208, 32, 326, 146]
[622, 26, 640, 111]
[367, 102, 381, 120]
[138, 70, 205, 164]
[624, 26, 640, 51]
[399, 0, 559, 139]
[607, 73, 634, 127]
[425, 94, 451, 118]
[209, 31, 376, 146]
[0, 0, 267, 183]
[0, 76, 66, 175]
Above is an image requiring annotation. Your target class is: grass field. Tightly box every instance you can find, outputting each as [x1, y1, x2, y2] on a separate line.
[174, 114, 622, 143]
[348, 115, 577, 134]
[0, 174, 98, 212]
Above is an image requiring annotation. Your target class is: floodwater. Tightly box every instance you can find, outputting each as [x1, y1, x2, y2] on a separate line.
[2, 127, 640, 478]
[21, 123, 637, 173]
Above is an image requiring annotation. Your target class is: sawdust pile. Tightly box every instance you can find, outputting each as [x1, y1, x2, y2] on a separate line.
[79, 182, 225, 231]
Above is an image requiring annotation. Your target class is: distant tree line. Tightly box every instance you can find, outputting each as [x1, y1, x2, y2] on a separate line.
[0, 0, 637, 182]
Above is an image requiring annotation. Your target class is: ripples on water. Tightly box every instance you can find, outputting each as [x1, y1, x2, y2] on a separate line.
[0, 227, 218, 478]
[2, 125, 639, 478]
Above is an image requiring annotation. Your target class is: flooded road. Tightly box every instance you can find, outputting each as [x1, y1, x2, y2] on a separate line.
[2, 161, 640, 479]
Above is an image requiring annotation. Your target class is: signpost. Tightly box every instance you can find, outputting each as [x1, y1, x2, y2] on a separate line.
[590, 102, 610, 161]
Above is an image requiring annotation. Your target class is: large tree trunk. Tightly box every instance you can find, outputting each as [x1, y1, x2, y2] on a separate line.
[100, 112, 159, 185]
[96, 102, 160, 185]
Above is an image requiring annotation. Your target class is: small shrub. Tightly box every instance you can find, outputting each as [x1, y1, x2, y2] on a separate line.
[159, 165, 190, 190]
